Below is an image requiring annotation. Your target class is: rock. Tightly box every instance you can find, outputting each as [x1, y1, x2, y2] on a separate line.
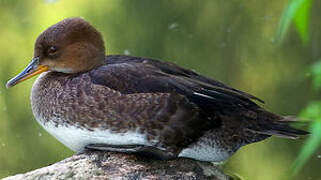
[3, 151, 232, 180]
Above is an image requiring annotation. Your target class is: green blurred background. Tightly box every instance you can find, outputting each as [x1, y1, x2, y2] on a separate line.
[0, 0, 320, 179]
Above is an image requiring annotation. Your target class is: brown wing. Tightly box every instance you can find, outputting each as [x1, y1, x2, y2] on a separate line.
[90, 55, 263, 110]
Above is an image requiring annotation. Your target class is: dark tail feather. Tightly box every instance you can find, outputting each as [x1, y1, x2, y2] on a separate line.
[246, 113, 310, 139]
[260, 121, 309, 139]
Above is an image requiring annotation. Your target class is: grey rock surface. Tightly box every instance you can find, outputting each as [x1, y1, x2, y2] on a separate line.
[3, 151, 231, 180]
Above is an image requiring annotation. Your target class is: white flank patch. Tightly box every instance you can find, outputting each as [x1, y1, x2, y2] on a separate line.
[178, 131, 232, 162]
[39, 120, 151, 152]
[179, 146, 230, 162]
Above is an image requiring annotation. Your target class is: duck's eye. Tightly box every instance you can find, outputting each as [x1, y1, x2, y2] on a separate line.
[48, 46, 57, 56]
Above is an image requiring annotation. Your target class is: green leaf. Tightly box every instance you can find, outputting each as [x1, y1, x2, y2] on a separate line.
[293, 0, 312, 44]
[291, 102, 321, 175]
[276, 0, 313, 44]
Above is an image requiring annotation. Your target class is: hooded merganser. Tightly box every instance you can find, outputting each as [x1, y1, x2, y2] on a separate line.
[6, 18, 308, 162]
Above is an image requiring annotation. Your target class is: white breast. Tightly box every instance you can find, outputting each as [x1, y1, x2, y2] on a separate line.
[39, 120, 151, 152]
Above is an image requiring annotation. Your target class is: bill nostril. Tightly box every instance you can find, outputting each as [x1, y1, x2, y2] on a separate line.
[26, 68, 32, 73]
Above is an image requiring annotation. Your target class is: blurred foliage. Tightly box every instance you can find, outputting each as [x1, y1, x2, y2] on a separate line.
[292, 60, 321, 174]
[0, 0, 320, 180]
[276, 0, 313, 43]
[276, 0, 321, 175]
[311, 61, 321, 89]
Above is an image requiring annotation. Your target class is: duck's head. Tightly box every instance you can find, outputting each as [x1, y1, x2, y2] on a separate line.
[6, 17, 105, 88]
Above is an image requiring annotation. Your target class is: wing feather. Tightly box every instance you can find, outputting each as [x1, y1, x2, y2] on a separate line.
[91, 55, 262, 109]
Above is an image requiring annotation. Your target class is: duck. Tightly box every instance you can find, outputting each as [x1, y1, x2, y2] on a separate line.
[6, 17, 308, 162]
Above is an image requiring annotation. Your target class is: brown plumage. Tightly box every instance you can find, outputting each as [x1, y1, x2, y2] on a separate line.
[6, 17, 308, 162]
